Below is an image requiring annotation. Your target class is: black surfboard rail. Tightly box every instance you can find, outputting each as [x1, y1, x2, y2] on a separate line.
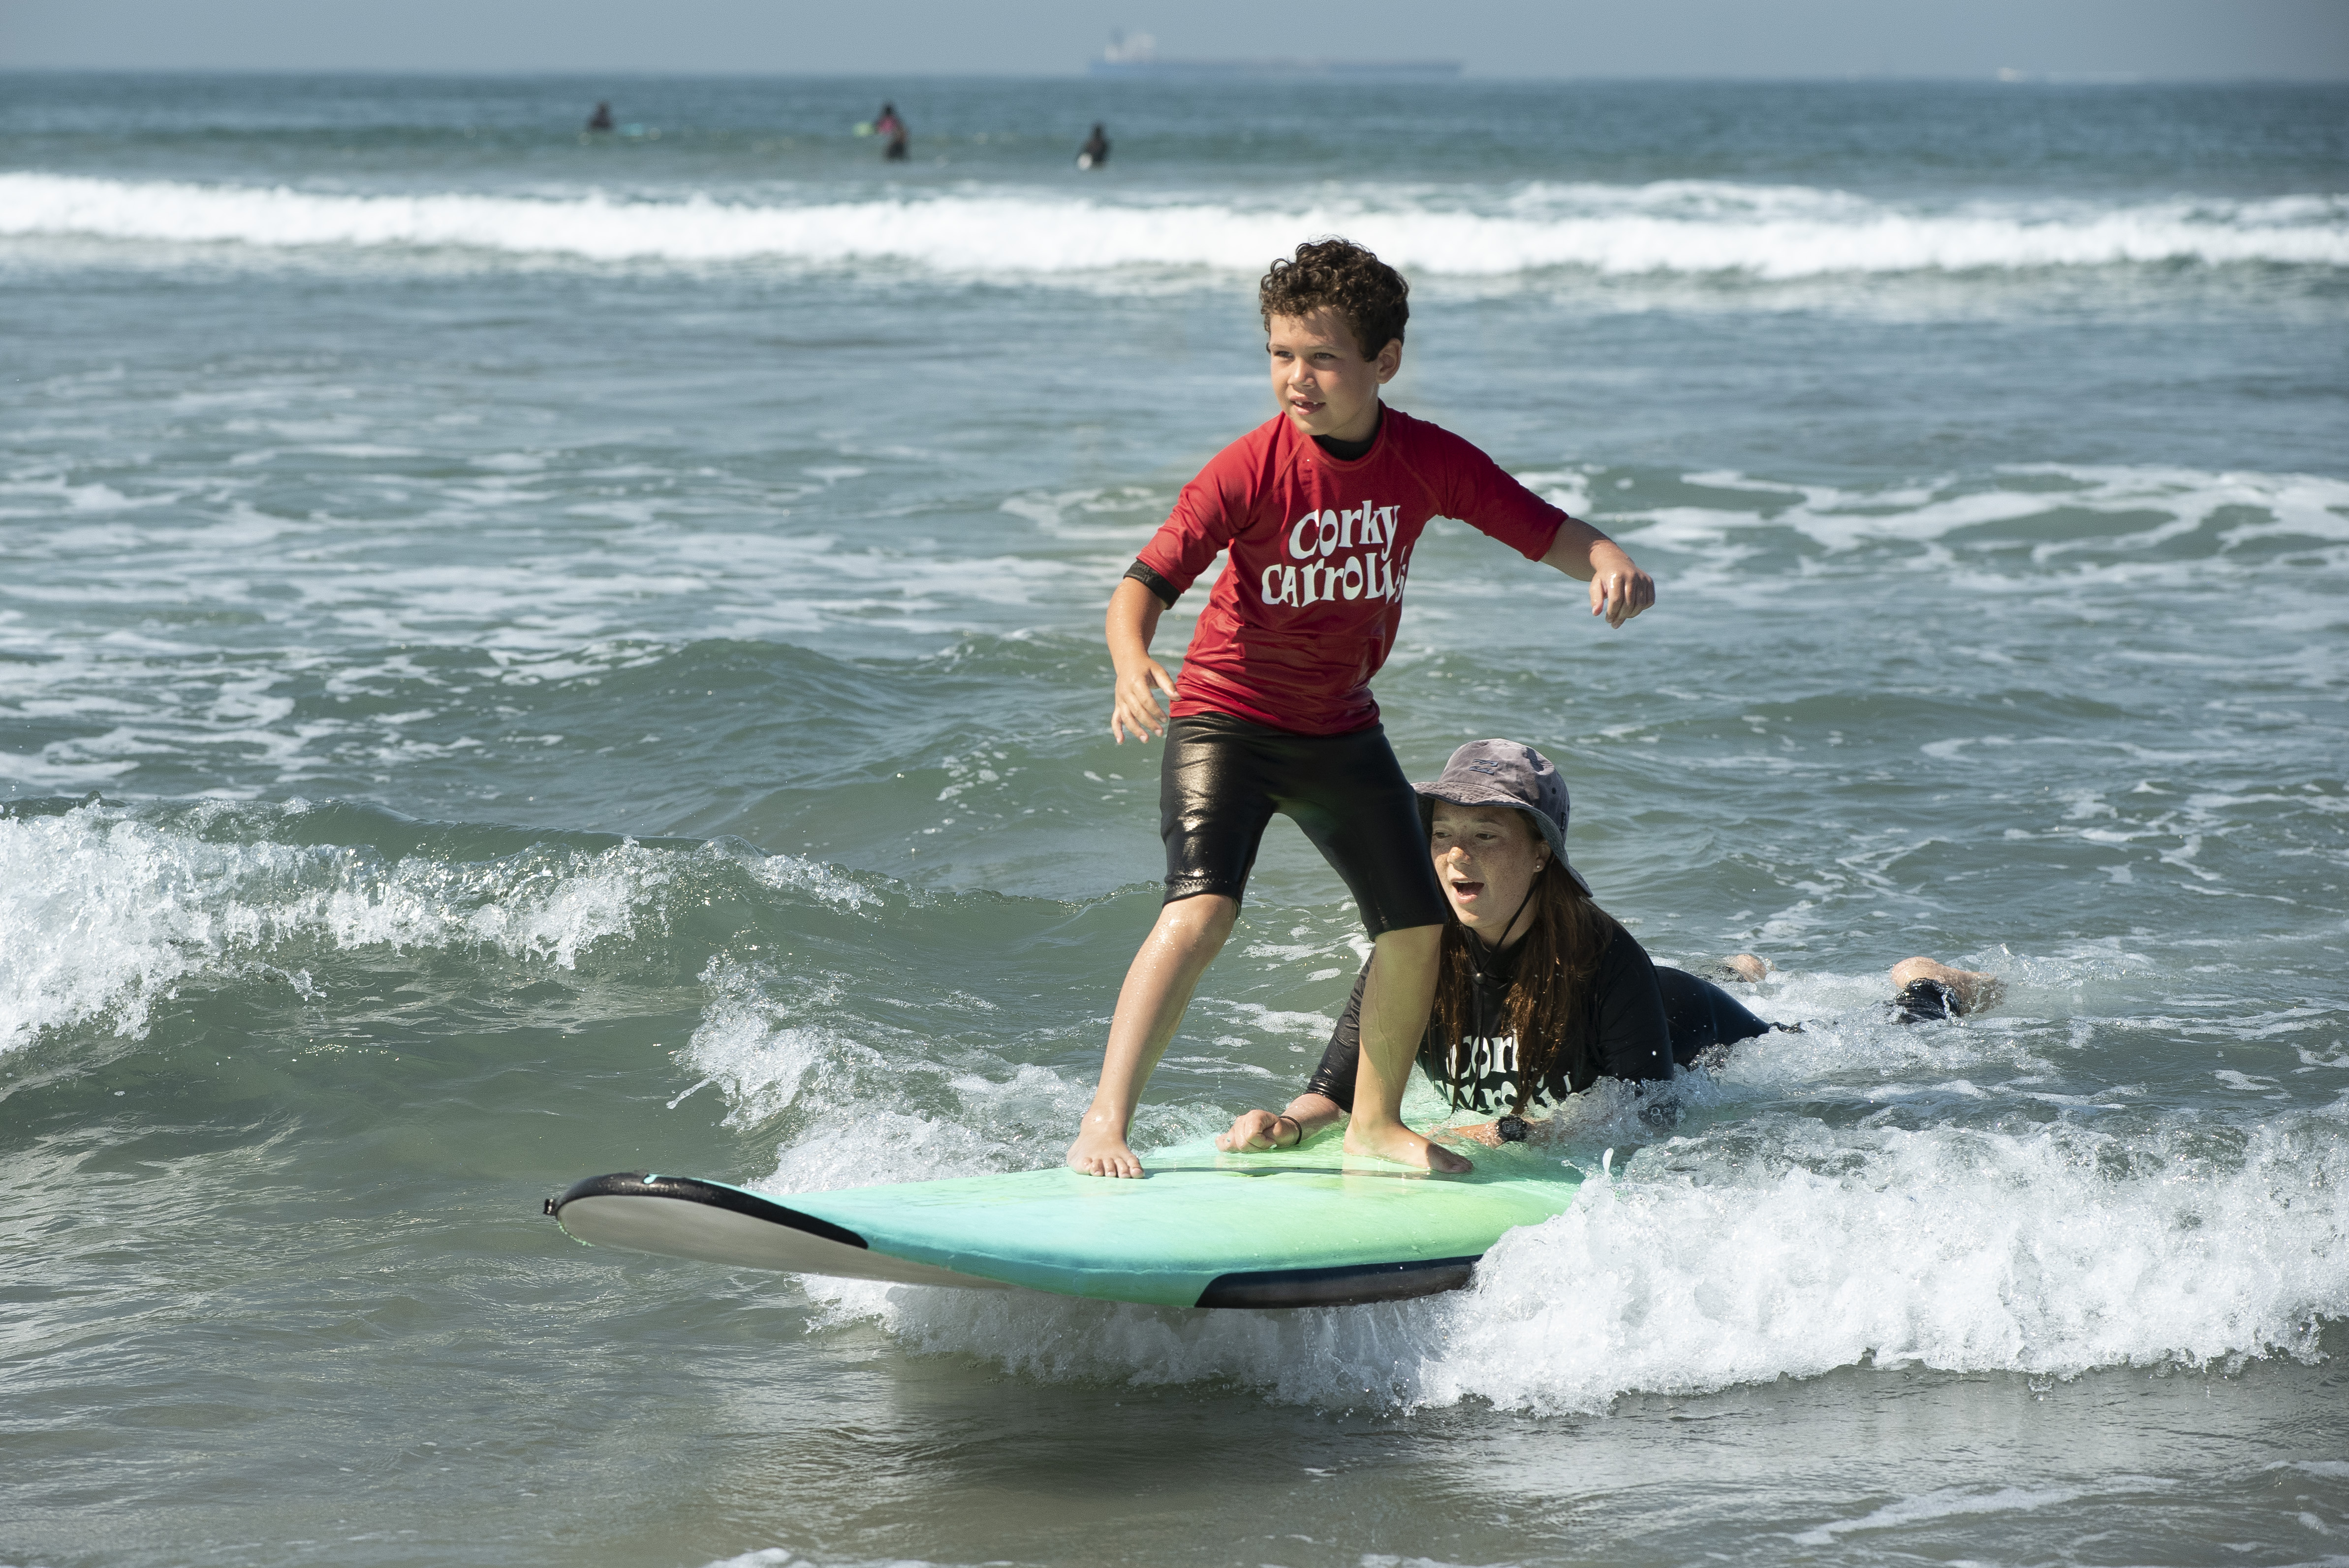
[1195, 1255, 1481, 1308]
[546, 1172, 870, 1250]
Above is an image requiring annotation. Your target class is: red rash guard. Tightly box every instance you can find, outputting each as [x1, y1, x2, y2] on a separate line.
[1134, 408, 1568, 735]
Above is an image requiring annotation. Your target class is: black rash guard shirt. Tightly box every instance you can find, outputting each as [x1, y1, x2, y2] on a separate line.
[1304, 921, 1768, 1113]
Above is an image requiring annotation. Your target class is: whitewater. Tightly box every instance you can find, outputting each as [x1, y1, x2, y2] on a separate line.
[12, 791, 2348, 1422]
[3, 69, 2345, 1568]
[7, 170, 2347, 275]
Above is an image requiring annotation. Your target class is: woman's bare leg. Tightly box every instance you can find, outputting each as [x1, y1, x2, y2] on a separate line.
[1891, 956, 2003, 1015]
[1067, 895, 1239, 1178]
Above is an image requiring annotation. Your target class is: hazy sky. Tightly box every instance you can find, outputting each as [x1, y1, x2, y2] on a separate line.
[3, 0, 2346, 79]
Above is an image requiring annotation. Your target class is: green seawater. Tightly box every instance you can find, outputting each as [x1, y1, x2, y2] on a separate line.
[2, 72, 2347, 1568]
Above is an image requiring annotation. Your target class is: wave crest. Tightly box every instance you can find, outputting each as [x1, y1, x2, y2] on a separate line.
[4, 173, 2343, 277]
[0, 802, 856, 1054]
[812, 1104, 2349, 1412]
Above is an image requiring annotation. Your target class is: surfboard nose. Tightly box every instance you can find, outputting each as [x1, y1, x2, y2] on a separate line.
[547, 1170, 1013, 1291]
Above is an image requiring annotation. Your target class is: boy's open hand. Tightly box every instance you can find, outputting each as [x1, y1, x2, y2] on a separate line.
[1110, 658, 1175, 743]
[1586, 542, 1655, 628]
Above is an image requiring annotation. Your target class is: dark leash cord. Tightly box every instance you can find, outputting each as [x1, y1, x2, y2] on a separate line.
[1457, 867, 1543, 1139]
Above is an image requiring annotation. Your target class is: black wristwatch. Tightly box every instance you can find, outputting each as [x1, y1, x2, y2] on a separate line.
[1496, 1115, 1530, 1143]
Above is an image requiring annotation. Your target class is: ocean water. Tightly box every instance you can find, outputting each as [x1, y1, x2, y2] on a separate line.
[2, 70, 2347, 1568]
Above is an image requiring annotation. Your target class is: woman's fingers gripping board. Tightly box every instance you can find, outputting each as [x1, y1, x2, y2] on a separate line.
[1216, 1108, 1288, 1152]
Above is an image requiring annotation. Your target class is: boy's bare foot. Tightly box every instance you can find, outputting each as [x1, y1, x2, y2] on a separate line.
[1344, 1120, 1472, 1173]
[1066, 1124, 1143, 1179]
[1721, 953, 1770, 983]
[1890, 956, 2004, 1016]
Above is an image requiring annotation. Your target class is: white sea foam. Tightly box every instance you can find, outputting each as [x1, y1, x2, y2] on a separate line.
[1569, 463, 2349, 630]
[5, 172, 2343, 278]
[683, 957, 1118, 1192]
[0, 478, 1075, 637]
[4, 456, 2336, 814]
[0, 804, 685, 1052]
[806, 1099, 2349, 1412]
[0, 804, 894, 1058]
[1605, 464, 2349, 560]
[701, 1551, 951, 1568]
[1790, 1482, 2132, 1545]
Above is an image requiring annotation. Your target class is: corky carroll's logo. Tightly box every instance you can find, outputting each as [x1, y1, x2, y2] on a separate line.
[1261, 503, 1409, 607]
[1441, 1031, 1547, 1111]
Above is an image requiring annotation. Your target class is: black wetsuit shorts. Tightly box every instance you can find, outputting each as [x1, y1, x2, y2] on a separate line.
[1159, 712, 1449, 939]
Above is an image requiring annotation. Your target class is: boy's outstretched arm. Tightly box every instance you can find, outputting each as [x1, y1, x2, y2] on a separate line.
[1106, 576, 1177, 742]
[1541, 518, 1655, 629]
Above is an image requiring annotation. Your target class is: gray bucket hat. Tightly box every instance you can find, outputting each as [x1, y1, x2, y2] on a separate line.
[1413, 739, 1593, 896]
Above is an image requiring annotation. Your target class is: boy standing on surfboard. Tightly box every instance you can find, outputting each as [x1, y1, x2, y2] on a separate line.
[1066, 238, 1655, 1179]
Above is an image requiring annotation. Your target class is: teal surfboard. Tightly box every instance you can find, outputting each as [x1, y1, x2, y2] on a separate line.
[546, 1130, 1586, 1308]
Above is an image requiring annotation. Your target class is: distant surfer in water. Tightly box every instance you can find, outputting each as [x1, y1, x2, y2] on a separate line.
[1079, 123, 1110, 169]
[874, 103, 908, 161]
[1217, 740, 2002, 1153]
[586, 101, 614, 133]
[1065, 240, 1656, 1179]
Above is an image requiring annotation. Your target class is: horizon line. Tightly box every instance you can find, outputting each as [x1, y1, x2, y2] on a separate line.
[2, 64, 2345, 85]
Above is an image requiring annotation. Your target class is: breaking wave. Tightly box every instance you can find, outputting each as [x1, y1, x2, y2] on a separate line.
[0, 800, 864, 1054]
[4, 172, 2344, 277]
[810, 1098, 2349, 1414]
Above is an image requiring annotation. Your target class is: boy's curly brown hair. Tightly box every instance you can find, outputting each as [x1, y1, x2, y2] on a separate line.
[1258, 238, 1409, 360]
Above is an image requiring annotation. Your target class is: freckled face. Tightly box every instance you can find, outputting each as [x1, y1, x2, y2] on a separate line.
[1430, 803, 1549, 936]
[1266, 309, 1400, 446]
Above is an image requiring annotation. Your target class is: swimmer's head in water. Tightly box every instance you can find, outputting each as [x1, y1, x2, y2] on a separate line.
[1259, 238, 1408, 361]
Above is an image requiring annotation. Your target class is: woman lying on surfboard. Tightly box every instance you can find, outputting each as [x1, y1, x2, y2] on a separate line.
[1218, 739, 2000, 1152]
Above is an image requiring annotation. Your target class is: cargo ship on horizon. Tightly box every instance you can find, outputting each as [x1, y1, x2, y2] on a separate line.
[1087, 31, 1462, 79]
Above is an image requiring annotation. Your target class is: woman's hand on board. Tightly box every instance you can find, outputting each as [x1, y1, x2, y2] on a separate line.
[1218, 1094, 1343, 1153]
[1216, 1108, 1293, 1152]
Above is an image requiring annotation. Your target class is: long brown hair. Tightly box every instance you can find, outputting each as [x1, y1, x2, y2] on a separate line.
[1427, 812, 1620, 1111]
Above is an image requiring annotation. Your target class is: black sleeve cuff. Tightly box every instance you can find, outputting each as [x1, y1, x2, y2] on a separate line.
[1124, 560, 1180, 608]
